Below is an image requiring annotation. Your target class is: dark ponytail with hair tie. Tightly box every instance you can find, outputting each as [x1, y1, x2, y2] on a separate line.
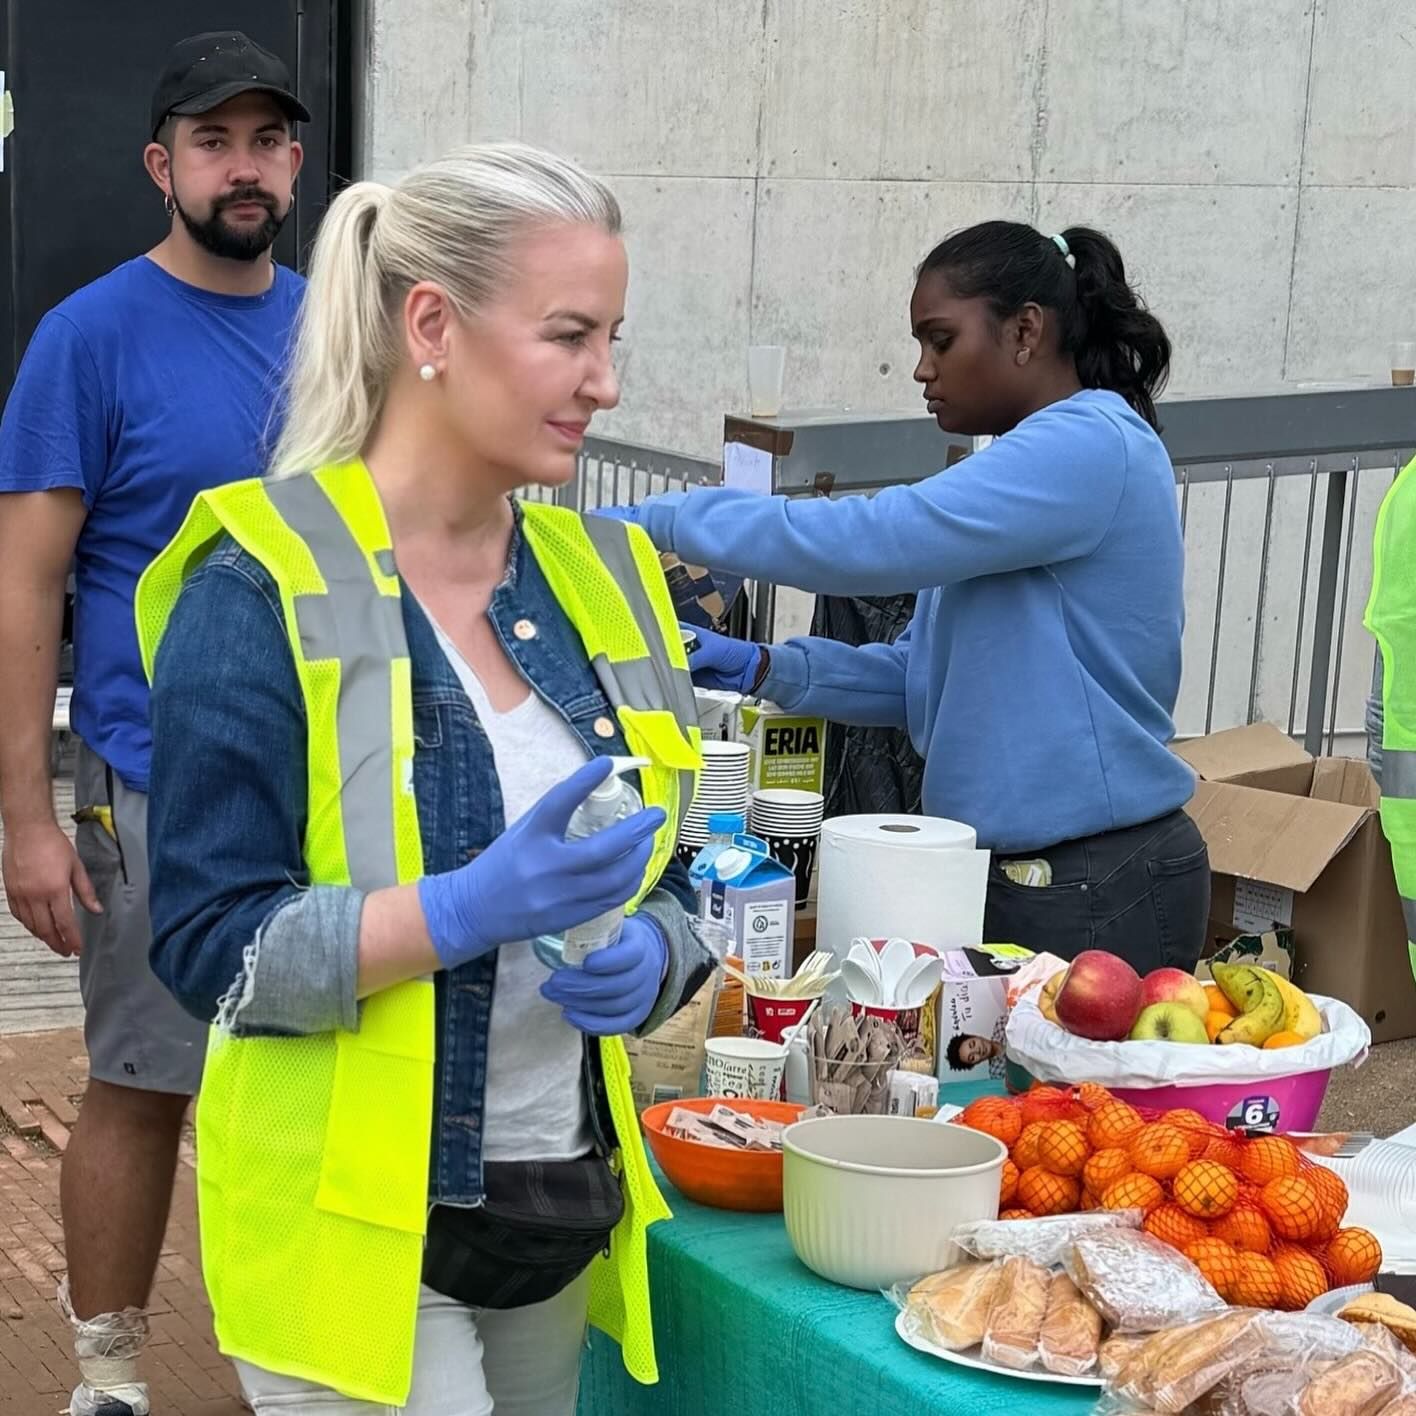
[918, 220, 1172, 430]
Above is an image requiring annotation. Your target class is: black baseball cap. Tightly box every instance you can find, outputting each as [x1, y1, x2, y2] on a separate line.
[150, 31, 310, 140]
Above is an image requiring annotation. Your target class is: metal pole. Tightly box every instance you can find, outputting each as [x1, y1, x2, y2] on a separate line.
[1247, 465, 1277, 724]
[1287, 464, 1319, 735]
[1304, 468, 1348, 755]
[1326, 461, 1362, 754]
[1204, 468, 1235, 735]
[750, 579, 777, 644]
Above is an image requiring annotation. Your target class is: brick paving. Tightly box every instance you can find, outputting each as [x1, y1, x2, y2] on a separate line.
[0, 1030, 244, 1415]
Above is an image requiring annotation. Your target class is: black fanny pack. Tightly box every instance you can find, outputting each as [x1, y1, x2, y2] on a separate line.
[422, 1154, 625, 1311]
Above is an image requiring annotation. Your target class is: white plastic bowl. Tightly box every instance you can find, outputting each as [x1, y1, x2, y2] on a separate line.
[782, 1115, 1005, 1290]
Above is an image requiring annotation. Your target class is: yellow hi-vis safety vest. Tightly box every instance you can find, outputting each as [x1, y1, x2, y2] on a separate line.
[1366, 452, 1416, 986]
[134, 459, 702, 1404]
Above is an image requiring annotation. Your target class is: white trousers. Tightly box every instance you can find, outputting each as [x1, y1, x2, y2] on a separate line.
[235, 1275, 589, 1415]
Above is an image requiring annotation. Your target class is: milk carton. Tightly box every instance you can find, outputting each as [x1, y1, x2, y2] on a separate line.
[690, 833, 796, 980]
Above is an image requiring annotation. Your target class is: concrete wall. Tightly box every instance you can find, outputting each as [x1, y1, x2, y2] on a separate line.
[360, 0, 1413, 739]
[361, 0, 1413, 456]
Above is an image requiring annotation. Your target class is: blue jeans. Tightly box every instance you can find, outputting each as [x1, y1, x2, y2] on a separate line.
[983, 809, 1210, 974]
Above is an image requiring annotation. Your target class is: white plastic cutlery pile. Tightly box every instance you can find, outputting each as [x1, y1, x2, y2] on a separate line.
[842, 936, 944, 1009]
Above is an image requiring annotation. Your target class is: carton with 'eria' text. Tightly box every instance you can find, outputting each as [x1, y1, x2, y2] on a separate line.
[737, 701, 826, 794]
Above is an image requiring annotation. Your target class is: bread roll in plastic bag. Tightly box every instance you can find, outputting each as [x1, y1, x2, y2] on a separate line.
[1037, 1271, 1103, 1378]
[1066, 1227, 1226, 1333]
[1097, 1309, 1266, 1414]
[896, 1261, 1002, 1352]
[980, 1255, 1050, 1371]
[952, 1209, 1140, 1270]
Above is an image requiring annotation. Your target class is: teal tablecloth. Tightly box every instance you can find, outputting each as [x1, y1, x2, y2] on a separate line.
[578, 1083, 1095, 1416]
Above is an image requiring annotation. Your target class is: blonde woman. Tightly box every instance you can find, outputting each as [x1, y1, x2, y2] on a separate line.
[139, 145, 711, 1414]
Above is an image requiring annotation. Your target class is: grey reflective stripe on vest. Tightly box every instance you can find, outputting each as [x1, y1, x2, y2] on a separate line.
[264, 475, 407, 891]
[581, 514, 699, 823]
[1403, 893, 1416, 947]
[1383, 748, 1416, 799]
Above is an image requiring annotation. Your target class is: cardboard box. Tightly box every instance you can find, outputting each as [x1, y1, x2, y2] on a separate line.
[659, 552, 743, 632]
[1176, 722, 1416, 1043]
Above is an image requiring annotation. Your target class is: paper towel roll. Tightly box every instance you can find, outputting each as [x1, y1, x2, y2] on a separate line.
[816, 814, 989, 963]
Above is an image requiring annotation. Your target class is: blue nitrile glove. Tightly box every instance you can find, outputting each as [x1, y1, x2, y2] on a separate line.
[686, 623, 764, 694]
[590, 505, 643, 524]
[540, 913, 668, 1035]
[417, 759, 667, 971]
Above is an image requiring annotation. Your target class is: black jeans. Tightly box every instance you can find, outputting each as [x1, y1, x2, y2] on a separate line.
[982, 810, 1210, 975]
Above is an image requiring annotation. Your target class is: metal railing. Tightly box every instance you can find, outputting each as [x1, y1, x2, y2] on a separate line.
[552, 390, 1416, 758]
[1156, 390, 1412, 756]
[522, 435, 720, 510]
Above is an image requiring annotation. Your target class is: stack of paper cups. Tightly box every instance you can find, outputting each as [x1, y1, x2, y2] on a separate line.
[815, 815, 988, 968]
[682, 741, 752, 850]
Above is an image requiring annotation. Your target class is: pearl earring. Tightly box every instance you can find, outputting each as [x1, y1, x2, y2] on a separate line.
[1015, 349, 1030, 366]
[419, 363, 438, 382]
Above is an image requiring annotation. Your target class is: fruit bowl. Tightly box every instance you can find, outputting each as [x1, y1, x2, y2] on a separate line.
[1007, 994, 1370, 1134]
[641, 1097, 803, 1212]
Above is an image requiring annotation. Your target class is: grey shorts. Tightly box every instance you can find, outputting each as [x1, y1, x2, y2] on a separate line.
[74, 742, 206, 1094]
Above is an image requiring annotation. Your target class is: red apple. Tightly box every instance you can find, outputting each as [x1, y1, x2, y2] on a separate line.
[1141, 967, 1210, 1023]
[1054, 950, 1144, 1041]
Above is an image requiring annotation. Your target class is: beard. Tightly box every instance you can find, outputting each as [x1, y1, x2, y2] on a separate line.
[173, 185, 287, 262]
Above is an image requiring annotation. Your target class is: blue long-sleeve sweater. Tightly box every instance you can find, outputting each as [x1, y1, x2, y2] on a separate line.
[638, 389, 1196, 853]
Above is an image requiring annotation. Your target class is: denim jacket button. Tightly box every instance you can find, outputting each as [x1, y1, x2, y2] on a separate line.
[593, 716, 615, 739]
[513, 618, 537, 641]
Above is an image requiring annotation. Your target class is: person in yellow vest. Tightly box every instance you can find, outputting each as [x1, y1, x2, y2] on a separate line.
[137, 144, 712, 1415]
[1365, 453, 1416, 985]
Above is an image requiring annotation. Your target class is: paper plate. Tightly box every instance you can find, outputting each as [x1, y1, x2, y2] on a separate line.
[894, 1310, 1103, 1388]
[1305, 1282, 1375, 1316]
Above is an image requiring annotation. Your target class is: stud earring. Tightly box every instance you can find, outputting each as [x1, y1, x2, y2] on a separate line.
[1015, 349, 1030, 366]
[419, 363, 438, 382]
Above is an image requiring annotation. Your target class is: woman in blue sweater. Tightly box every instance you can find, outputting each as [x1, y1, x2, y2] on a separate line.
[612, 221, 1207, 973]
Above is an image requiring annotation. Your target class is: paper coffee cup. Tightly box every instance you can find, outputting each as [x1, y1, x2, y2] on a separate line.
[746, 993, 815, 1044]
[703, 1036, 788, 1100]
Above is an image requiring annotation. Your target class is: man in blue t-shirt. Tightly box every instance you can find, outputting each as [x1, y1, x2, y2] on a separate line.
[0, 32, 307, 1416]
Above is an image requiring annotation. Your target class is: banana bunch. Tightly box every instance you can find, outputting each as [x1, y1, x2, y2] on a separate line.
[1211, 963, 1322, 1045]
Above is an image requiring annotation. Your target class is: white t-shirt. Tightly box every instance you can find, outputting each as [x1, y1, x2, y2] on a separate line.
[431, 619, 596, 1163]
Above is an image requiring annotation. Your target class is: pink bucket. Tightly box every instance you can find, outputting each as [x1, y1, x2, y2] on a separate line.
[1109, 1066, 1334, 1134]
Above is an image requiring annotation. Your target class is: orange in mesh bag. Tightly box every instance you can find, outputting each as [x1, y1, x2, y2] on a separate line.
[953, 1083, 1378, 1315]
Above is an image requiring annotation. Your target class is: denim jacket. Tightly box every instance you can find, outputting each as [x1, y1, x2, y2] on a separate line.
[147, 515, 714, 1205]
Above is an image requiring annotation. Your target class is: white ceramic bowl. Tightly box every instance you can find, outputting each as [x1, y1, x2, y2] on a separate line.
[782, 1115, 1005, 1290]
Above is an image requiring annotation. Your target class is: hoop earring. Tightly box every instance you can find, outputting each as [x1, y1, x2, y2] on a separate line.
[419, 363, 438, 383]
[164, 194, 175, 218]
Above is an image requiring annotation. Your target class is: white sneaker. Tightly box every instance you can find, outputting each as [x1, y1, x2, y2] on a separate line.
[68, 1380, 152, 1416]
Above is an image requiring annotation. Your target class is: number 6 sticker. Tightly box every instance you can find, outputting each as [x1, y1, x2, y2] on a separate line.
[1227, 1094, 1281, 1134]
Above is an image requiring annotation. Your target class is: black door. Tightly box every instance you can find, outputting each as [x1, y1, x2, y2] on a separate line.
[0, 0, 355, 396]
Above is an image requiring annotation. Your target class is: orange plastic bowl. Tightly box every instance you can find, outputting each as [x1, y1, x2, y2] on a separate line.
[641, 1097, 804, 1212]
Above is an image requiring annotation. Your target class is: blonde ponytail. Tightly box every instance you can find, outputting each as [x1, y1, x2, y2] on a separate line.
[271, 181, 393, 475]
[270, 144, 621, 478]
